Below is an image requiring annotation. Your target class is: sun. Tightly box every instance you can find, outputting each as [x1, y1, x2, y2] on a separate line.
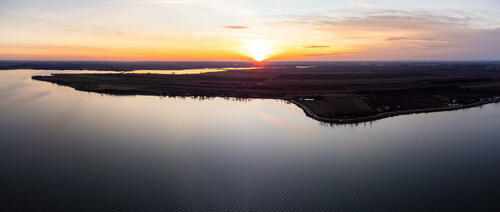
[243, 39, 274, 62]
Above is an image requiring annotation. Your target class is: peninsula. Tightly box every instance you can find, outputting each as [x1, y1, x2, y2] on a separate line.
[32, 62, 500, 123]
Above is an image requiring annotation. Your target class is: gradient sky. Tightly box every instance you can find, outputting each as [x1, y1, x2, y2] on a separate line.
[1, 0, 500, 61]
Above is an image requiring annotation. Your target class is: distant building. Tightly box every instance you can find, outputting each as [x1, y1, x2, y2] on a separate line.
[298, 98, 315, 101]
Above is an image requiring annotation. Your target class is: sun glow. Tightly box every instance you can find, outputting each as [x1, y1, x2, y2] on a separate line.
[243, 39, 274, 62]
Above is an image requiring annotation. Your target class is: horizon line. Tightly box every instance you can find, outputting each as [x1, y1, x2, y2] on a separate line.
[1, 59, 500, 63]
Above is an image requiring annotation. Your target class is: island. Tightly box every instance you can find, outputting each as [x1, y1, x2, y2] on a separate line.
[31, 62, 500, 124]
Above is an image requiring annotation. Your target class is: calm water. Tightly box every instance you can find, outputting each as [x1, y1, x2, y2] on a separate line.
[130, 67, 262, 74]
[1, 70, 500, 211]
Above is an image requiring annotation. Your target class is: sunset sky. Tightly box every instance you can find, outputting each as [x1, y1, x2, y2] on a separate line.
[1, 0, 500, 61]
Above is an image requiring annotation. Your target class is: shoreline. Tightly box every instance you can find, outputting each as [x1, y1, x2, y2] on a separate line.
[31, 74, 500, 124]
[33, 76, 500, 125]
[288, 98, 500, 124]
[30, 65, 500, 125]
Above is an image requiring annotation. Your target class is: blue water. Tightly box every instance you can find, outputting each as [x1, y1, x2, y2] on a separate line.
[1, 70, 500, 211]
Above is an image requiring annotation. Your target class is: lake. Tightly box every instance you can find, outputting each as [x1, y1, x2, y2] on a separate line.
[1, 70, 500, 211]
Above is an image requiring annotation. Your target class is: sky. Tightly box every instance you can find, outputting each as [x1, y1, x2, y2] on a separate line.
[1, 0, 500, 61]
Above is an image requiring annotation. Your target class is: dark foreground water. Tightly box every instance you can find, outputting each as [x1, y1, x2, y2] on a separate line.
[1, 70, 500, 211]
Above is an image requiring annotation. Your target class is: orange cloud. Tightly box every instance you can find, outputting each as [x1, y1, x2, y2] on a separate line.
[224, 25, 250, 29]
[303, 45, 330, 49]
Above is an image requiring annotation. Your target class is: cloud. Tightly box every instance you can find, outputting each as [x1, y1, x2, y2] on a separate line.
[386, 37, 434, 41]
[303, 45, 330, 48]
[385, 37, 449, 46]
[349, 1, 374, 7]
[268, 9, 500, 60]
[306, 53, 342, 57]
[223, 25, 249, 29]
[278, 9, 500, 30]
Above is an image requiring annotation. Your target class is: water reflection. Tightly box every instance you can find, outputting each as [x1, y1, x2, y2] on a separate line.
[1, 70, 500, 211]
[9, 67, 263, 77]
[130, 67, 262, 74]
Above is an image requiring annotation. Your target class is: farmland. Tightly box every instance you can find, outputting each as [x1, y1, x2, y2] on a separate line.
[31, 62, 500, 123]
